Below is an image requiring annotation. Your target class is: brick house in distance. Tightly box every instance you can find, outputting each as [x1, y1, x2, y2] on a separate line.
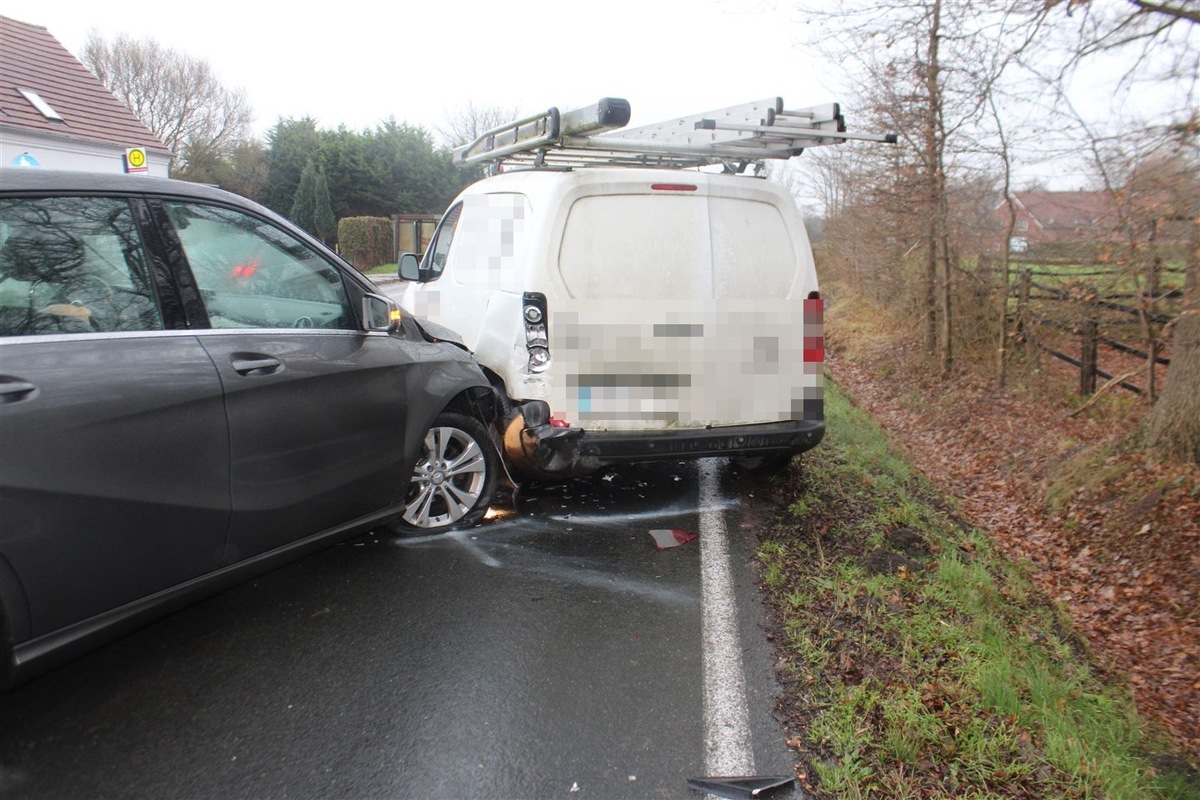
[0, 15, 171, 175]
[999, 190, 1122, 254]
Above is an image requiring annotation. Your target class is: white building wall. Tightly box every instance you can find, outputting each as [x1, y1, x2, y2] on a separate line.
[1, 128, 171, 177]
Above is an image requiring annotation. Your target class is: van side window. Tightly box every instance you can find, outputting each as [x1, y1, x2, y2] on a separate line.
[167, 202, 354, 330]
[424, 203, 463, 281]
[0, 196, 163, 336]
[449, 194, 530, 292]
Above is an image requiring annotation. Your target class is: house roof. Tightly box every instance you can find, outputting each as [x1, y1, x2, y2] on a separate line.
[0, 15, 171, 156]
[996, 189, 1127, 245]
[1014, 190, 1120, 234]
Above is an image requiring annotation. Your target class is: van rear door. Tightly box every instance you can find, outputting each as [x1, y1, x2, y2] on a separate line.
[551, 176, 821, 432]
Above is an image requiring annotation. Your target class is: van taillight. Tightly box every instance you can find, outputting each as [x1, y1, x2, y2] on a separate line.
[523, 291, 551, 373]
[803, 295, 824, 363]
[650, 183, 697, 192]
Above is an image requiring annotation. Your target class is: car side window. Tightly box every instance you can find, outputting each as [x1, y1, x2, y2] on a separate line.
[166, 202, 355, 330]
[0, 196, 164, 337]
[423, 203, 463, 280]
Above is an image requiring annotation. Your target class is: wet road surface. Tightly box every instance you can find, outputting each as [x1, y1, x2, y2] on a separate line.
[0, 459, 800, 799]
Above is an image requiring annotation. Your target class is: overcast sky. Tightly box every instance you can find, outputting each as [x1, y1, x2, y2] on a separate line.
[3, 0, 1194, 197]
[0, 0, 835, 141]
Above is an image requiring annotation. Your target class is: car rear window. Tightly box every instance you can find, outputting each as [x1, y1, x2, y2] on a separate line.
[0, 196, 163, 336]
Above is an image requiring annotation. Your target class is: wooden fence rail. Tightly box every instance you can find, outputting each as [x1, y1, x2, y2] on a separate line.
[1018, 266, 1187, 278]
[1026, 279, 1175, 324]
[1014, 269, 1176, 397]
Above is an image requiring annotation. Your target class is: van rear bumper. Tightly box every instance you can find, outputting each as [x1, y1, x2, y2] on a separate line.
[502, 400, 823, 479]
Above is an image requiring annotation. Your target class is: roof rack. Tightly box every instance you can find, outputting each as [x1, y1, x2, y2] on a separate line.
[452, 97, 896, 172]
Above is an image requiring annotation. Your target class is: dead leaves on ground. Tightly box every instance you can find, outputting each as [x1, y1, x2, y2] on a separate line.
[827, 350, 1200, 761]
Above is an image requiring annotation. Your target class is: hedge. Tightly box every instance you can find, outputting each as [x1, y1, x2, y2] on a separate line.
[337, 216, 393, 272]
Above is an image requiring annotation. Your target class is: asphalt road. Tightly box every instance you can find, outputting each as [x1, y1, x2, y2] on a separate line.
[0, 459, 800, 799]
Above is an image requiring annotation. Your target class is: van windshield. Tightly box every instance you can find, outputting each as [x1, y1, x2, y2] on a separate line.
[558, 194, 798, 299]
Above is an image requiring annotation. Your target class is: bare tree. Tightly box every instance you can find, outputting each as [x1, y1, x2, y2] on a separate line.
[794, 0, 1050, 376]
[81, 32, 252, 171]
[1138, 134, 1200, 462]
[1048, 0, 1200, 68]
[1123, 0, 1200, 23]
[798, 141, 926, 310]
[172, 139, 267, 202]
[988, 94, 1022, 388]
[1039, 1, 1200, 462]
[436, 101, 521, 149]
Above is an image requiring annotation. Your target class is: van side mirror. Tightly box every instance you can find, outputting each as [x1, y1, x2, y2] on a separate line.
[398, 253, 422, 281]
[362, 293, 402, 333]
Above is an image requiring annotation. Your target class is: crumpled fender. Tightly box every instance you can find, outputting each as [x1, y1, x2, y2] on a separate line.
[410, 315, 468, 349]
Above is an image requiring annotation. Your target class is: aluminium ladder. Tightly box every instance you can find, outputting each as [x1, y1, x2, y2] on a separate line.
[452, 97, 897, 173]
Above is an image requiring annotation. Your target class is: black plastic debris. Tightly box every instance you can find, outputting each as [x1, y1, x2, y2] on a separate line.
[686, 775, 795, 799]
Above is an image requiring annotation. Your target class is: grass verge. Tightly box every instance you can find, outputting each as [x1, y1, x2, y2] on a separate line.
[755, 379, 1198, 799]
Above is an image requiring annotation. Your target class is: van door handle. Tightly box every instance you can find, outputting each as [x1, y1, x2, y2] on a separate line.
[230, 354, 282, 376]
[0, 378, 37, 402]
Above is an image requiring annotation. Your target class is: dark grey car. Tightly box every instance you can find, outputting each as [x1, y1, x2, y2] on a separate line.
[0, 170, 501, 688]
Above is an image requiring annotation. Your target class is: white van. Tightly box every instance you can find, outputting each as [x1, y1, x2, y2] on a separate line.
[398, 98, 889, 479]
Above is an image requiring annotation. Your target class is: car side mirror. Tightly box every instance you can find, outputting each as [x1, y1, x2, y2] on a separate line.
[398, 253, 422, 281]
[362, 293, 402, 333]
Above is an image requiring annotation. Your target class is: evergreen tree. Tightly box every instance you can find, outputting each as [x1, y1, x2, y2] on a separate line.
[264, 117, 471, 227]
[314, 168, 337, 245]
[290, 158, 318, 234]
[264, 117, 321, 216]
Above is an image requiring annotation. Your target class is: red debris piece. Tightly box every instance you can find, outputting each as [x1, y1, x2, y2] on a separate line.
[648, 528, 697, 551]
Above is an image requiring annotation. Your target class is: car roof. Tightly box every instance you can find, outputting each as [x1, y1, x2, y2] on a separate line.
[0, 169, 374, 290]
[0, 169, 259, 208]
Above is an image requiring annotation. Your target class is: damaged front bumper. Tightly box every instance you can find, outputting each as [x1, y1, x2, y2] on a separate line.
[502, 400, 824, 480]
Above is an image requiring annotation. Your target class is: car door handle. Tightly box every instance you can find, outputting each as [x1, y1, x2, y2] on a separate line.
[230, 355, 283, 376]
[0, 378, 37, 402]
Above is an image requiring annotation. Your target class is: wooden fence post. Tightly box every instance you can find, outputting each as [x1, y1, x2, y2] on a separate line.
[1081, 318, 1098, 396]
[1017, 269, 1033, 358]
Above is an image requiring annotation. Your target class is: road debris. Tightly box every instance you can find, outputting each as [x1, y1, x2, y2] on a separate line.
[686, 775, 794, 799]
[648, 528, 697, 551]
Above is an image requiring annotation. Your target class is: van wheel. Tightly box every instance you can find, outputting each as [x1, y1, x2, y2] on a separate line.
[730, 453, 794, 477]
[399, 413, 499, 531]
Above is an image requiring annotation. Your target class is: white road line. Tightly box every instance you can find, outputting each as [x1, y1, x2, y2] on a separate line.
[699, 458, 755, 777]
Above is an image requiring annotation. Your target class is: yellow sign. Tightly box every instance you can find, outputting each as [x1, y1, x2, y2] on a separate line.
[125, 147, 148, 174]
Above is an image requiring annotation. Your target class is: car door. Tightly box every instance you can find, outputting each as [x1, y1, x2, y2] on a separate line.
[159, 200, 419, 562]
[0, 194, 230, 640]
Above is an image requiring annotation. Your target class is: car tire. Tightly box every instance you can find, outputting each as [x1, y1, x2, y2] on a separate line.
[399, 413, 499, 532]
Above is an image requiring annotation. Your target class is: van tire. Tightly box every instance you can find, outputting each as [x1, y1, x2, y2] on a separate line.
[398, 413, 499, 531]
[730, 453, 794, 477]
